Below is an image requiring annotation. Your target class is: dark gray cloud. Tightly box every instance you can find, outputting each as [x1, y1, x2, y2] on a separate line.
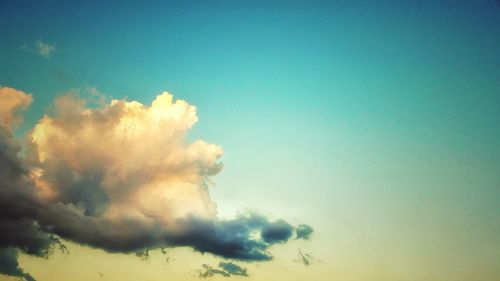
[0, 116, 59, 280]
[138, 215, 303, 262]
[0, 218, 61, 257]
[261, 219, 294, 244]
[295, 224, 314, 240]
[0, 248, 35, 281]
[5, 207, 309, 260]
[169, 214, 307, 261]
[198, 262, 248, 278]
[219, 262, 248, 277]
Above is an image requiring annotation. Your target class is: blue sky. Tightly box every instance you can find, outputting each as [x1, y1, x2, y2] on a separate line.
[1, 1, 500, 280]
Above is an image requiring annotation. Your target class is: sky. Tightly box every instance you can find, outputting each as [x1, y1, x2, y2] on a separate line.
[1, 0, 500, 281]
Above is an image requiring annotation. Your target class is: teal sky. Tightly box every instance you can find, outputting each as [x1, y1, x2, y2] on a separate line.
[1, 1, 500, 280]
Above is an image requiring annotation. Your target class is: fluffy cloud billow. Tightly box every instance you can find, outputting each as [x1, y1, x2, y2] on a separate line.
[0, 87, 313, 280]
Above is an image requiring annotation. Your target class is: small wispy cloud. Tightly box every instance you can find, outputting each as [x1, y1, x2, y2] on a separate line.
[295, 224, 314, 240]
[21, 39, 56, 58]
[219, 262, 248, 277]
[35, 40, 55, 58]
[135, 249, 150, 261]
[198, 262, 248, 278]
[294, 248, 316, 266]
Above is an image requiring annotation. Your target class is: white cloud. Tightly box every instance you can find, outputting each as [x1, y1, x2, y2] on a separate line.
[0, 86, 32, 127]
[30, 91, 223, 225]
[35, 40, 56, 58]
[21, 40, 56, 58]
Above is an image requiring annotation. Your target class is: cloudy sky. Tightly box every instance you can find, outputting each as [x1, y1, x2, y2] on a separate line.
[1, 1, 500, 281]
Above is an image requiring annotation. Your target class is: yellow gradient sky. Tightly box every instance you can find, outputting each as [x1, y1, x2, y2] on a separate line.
[1, 1, 500, 281]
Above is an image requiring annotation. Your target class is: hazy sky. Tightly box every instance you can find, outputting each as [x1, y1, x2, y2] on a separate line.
[1, 1, 500, 281]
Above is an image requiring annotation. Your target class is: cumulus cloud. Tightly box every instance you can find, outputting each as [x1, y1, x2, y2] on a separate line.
[29, 91, 221, 222]
[0, 87, 32, 127]
[0, 87, 313, 280]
